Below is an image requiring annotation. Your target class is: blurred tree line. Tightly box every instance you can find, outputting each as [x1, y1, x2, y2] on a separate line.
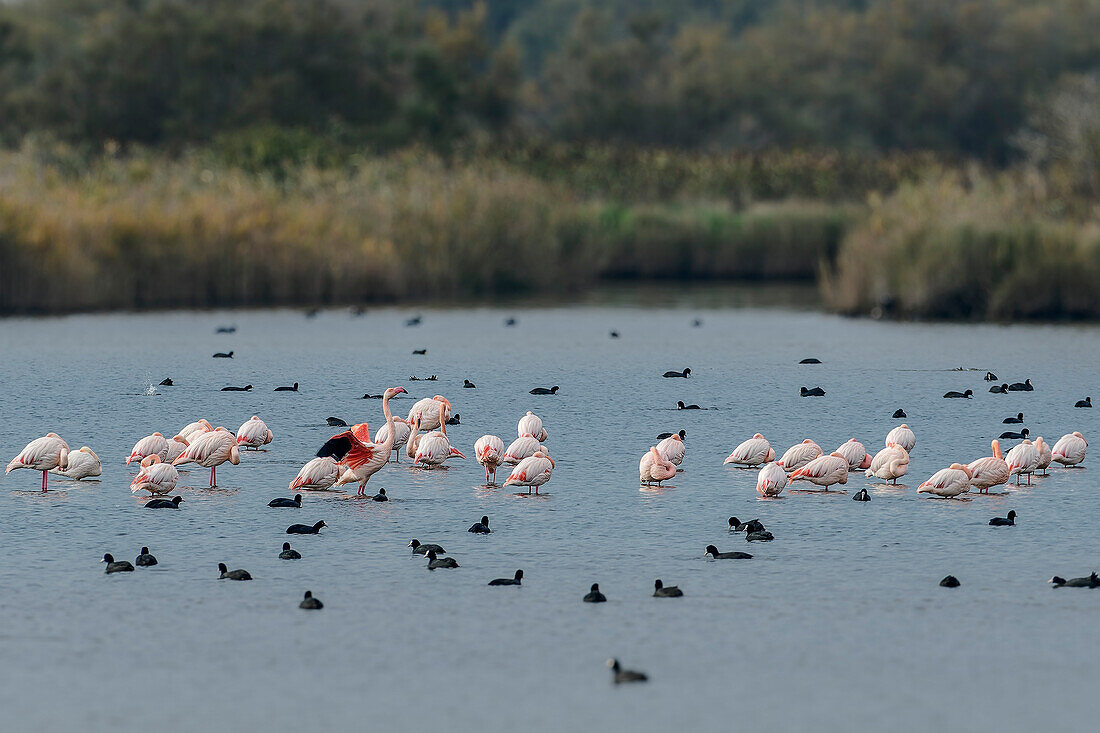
[2, 0, 1100, 165]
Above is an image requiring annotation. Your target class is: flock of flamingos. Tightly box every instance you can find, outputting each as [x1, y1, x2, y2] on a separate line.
[2, 383, 1089, 502]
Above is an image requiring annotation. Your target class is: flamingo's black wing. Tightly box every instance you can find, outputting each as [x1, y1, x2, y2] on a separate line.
[317, 433, 354, 460]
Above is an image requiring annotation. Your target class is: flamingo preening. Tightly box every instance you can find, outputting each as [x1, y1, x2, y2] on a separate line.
[505, 450, 555, 493]
[640, 447, 676, 486]
[415, 402, 466, 469]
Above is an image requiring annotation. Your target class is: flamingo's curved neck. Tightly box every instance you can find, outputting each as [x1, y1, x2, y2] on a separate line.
[380, 390, 397, 454]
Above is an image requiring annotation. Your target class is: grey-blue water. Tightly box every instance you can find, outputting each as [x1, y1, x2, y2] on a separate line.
[1, 301, 1096, 732]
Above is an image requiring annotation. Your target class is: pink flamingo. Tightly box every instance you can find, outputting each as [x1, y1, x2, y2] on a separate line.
[415, 403, 465, 469]
[131, 455, 179, 495]
[756, 462, 788, 496]
[405, 415, 423, 460]
[505, 450, 555, 493]
[475, 435, 505, 484]
[518, 411, 548, 441]
[723, 434, 774, 468]
[834, 439, 872, 470]
[885, 424, 916, 453]
[865, 443, 909, 483]
[407, 396, 451, 431]
[656, 433, 685, 466]
[290, 457, 343, 491]
[318, 387, 407, 495]
[640, 447, 676, 486]
[967, 440, 1009, 493]
[789, 452, 849, 490]
[172, 427, 240, 487]
[1034, 437, 1052, 475]
[178, 419, 213, 443]
[375, 418, 412, 462]
[127, 432, 169, 466]
[236, 416, 274, 450]
[917, 464, 972, 498]
[1005, 439, 1039, 485]
[6, 433, 69, 491]
[503, 435, 544, 465]
[1051, 432, 1087, 466]
[776, 439, 821, 472]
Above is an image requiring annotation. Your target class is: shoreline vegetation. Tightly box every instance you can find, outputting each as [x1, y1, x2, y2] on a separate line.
[2, 143, 1099, 320]
[3, 0, 1100, 319]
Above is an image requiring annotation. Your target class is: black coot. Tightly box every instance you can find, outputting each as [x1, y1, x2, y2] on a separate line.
[892, 409, 906, 418]
[135, 547, 158, 567]
[468, 516, 491, 534]
[299, 591, 323, 609]
[943, 389, 973, 398]
[145, 496, 183, 509]
[998, 428, 1029, 440]
[286, 521, 326, 534]
[269, 494, 302, 508]
[372, 488, 388, 502]
[488, 570, 523, 586]
[218, 563, 251, 580]
[653, 579, 683, 597]
[102, 554, 134, 573]
[1002, 413, 1024, 424]
[279, 542, 302, 559]
[677, 401, 701, 410]
[1076, 397, 1092, 408]
[705, 545, 753, 559]
[800, 386, 826, 397]
[426, 550, 459, 569]
[607, 659, 647, 683]
[583, 584, 607, 603]
[274, 382, 299, 391]
[989, 510, 1017, 526]
[662, 368, 691, 378]
[940, 575, 961, 587]
[408, 540, 445, 555]
[530, 386, 559, 395]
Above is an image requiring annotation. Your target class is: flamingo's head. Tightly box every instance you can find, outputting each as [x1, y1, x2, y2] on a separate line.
[140, 455, 161, 468]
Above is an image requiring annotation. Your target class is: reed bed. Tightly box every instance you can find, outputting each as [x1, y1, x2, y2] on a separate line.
[822, 171, 1100, 320]
[0, 146, 852, 313]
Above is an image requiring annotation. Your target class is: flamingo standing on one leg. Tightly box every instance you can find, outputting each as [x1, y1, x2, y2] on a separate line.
[320, 387, 407, 495]
[126, 432, 169, 466]
[7, 433, 69, 491]
[172, 427, 240, 488]
[130, 455, 179, 496]
[640, 447, 676, 486]
[505, 450, 555, 493]
[474, 435, 505, 484]
[1051, 432, 1087, 466]
[236, 416, 274, 450]
[967, 440, 1009, 494]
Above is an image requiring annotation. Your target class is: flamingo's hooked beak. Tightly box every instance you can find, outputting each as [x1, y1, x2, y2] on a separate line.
[450, 448, 466, 459]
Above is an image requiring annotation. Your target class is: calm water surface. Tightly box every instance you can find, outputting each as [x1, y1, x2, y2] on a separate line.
[0, 298, 1097, 732]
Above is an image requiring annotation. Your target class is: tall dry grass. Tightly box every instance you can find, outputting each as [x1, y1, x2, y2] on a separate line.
[0, 145, 853, 313]
[822, 170, 1100, 319]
